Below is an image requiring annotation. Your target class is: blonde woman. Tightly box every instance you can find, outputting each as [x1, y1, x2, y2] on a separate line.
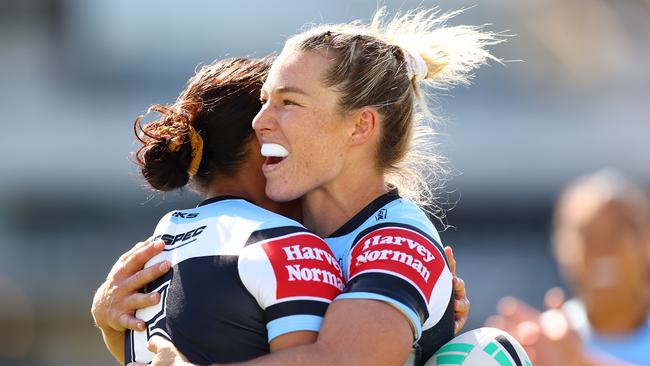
[128, 8, 500, 366]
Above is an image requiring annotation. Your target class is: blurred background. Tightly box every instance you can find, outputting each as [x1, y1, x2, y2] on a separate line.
[0, 0, 648, 365]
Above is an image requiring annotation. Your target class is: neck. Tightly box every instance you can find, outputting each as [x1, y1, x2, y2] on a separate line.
[204, 164, 301, 222]
[301, 170, 387, 237]
[587, 301, 649, 335]
[205, 174, 264, 206]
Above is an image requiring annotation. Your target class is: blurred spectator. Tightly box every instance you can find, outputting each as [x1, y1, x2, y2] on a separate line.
[488, 170, 650, 366]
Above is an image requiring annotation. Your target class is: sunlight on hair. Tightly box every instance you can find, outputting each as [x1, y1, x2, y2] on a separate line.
[285, 7, 504, 222]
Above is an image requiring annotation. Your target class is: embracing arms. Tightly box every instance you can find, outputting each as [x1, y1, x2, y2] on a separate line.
[94, 236, 468, 366]
[91, 239, 171, 364]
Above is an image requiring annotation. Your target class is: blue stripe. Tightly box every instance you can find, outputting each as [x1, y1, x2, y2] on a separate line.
[266, 314, 323, 342]
[335, 292, 422, 340]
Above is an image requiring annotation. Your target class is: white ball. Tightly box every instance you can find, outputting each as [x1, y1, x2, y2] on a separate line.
[424, 327, 532, 366]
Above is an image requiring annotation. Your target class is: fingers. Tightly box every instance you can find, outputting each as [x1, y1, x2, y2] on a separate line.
[544, 287, 566, 310]
[143, 337, 190, 366]
[515, 321, 542, 346]
[497, 296, 540, 324]
[124, 291, 161, 310]
[118, 313, 147, 332]
[539, 308, 569, 340]
[453, 276, 467, 299]
[486, 313, 533, 344]
[120, 240, 166, 275]
[485, 314, 522, 343]
[455, 298, 470, 316]
[119, 237, 155, 263]
[115, 292, 161, 330]
[124, 261, 171, 292]
[454, 309, 468, 333]
[454, 320, 465, 334]
[147, 336, 175, 353]
[449, 248, 468, 335]
[444, 246, 456, 276]
[452, 280, 470, 333]
[454, 301, 469, 333]
[485, 314, 506, 329]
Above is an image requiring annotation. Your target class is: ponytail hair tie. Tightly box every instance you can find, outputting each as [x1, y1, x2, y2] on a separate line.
[402, 46, 428, 82]
[186, 126, 204, 176]
[166, 124, 204, 176]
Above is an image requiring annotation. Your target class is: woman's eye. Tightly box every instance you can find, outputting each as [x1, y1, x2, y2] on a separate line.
[259, 98, 268, 105]
[283, 99, 299, 106]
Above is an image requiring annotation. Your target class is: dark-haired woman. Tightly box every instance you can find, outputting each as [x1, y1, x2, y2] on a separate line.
[92, 57, 344, 365]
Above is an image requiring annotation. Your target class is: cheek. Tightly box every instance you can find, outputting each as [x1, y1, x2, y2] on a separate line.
[293, 114, 342, 164]
[310, 128, 346, 172]
[294, 135, 336, 181]
[620, 253, 648, 284]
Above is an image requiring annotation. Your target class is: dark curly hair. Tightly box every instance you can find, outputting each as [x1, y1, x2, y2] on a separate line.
[133, 57, 272, 191]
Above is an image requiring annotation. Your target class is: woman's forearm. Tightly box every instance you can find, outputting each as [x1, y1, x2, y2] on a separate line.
[99, 324, 126, 364]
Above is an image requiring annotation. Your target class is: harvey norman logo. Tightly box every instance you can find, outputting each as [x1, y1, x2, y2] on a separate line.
[282, 244, 344, 290]
[350, 226, 444, 298]
[261, 233, 345, 300]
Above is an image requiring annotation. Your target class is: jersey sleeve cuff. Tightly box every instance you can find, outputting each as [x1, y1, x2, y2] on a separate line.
[335, 292, 422, 340]
[266, 314, 323, 342]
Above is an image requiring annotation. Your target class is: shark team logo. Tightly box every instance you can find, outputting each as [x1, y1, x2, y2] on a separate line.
[350, 226, 445, 300]
[261, 233, 344, 300]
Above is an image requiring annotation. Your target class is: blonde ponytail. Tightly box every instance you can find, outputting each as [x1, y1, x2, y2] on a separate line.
[377, 8, 502, 89]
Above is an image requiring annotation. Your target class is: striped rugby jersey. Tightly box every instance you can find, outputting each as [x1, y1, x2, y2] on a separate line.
[325, 190, 455, 366]
[125, 196, 343, 365]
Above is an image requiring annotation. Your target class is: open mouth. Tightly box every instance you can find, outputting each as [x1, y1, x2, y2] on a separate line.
[266, 156, 284, 165]
[261, 143, 289, 170]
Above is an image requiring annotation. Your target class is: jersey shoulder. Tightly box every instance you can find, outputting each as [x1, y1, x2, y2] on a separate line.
[147, 198, 306, 268]
[369, 197, 441, 244]
[155, 198, 304, 244]
[345, 197, 448, 301]
[337, 196, 452, 340]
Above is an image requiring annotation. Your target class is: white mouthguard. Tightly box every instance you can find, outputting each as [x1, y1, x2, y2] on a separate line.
[261, 143, 289, 158]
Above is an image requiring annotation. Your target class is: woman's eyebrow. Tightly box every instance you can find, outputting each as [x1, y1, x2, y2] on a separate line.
[275, 86, 311, 96]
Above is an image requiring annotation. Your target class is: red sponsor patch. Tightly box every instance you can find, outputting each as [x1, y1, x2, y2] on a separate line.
[349, 227, 445, 300]
[261, 233, 344, 300]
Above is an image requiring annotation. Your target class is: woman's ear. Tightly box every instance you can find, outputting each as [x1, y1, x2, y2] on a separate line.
[349, 108, 378, 146]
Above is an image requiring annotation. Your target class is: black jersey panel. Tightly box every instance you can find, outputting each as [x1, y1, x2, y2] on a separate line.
[245, 226, 309, 247]
[165, 255, 269, 364]
[265, 300, 329, 322]
[344, 272, 429, 323]
[414, 290, 454, 366]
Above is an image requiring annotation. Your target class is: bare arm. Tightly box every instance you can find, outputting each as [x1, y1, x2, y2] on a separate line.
[268, 331, 317, 353]
[235, 299, 412, 366]
[130, 298, 413, 366]
[91, 238, 171, 364]
[130, 227, 448, 366]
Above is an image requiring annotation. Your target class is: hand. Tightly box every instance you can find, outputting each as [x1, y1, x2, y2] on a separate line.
[486, 288, 587, 366]
[444, 246, 469, 333]
[92, 238, 171, 333]
[127, 337, 194, 366]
